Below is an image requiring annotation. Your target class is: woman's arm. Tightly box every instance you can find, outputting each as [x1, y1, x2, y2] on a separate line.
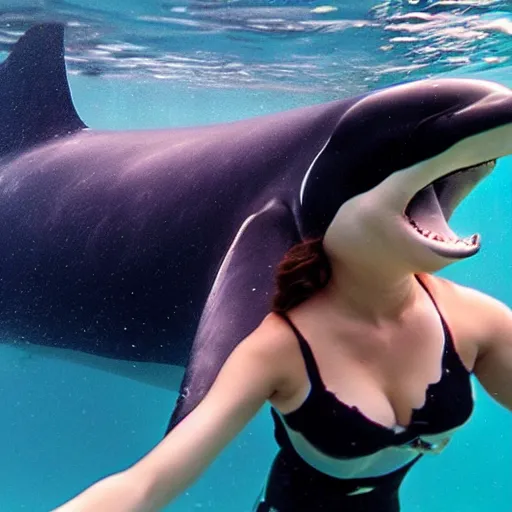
[52, 315, 288, 512]
[473, 295, 512, 411]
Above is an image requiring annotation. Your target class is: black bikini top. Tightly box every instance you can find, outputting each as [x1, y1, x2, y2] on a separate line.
[271, 275, 474, 459]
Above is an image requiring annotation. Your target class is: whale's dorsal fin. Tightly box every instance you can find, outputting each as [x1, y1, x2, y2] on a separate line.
[0, 23, 86, 157]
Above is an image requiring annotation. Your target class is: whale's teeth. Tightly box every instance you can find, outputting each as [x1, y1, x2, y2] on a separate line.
[406, 215, 478, 246]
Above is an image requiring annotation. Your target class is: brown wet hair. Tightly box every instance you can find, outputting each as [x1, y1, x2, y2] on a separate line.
[272, 238, 332, 313]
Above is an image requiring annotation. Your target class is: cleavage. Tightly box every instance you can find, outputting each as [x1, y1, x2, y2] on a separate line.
[302, 305, 446, 430]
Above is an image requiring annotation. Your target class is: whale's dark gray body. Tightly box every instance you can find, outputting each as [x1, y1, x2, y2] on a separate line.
[1, 24, 511, 431]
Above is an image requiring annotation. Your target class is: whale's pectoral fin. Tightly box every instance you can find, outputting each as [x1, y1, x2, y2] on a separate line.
[166, 199, 301, 433]
[0, 23, 86, 156]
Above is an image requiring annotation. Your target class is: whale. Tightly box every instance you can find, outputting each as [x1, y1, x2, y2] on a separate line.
[0, 23, 511, 434]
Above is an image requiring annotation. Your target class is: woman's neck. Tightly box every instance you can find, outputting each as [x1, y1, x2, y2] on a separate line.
[320, 262, 421, 326]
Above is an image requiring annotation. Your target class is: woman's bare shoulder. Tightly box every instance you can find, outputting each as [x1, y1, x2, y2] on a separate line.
[246, 312, 301, 356]
[422, 273, 511, 356]
[240, 312, 305, 393]
[424, 273, 508, 312]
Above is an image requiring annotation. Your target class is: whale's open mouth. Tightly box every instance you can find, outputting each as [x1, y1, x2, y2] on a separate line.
[404, 160, 496, 259]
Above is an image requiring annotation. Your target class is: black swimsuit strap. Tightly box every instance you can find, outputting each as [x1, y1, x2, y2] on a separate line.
[414, 274, 452, 347]
[414, 274, 441, 315]
[279, 313, 325, 389]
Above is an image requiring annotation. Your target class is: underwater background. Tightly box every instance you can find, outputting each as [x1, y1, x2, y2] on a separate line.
[0, 1, 511, 510]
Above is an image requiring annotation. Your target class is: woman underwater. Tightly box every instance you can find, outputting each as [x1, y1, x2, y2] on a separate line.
[54, 87, 512, 510]
[55, 238, 512, 511]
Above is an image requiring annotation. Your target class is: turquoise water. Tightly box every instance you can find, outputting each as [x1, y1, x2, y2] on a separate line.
[0, 2, 511, 511]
